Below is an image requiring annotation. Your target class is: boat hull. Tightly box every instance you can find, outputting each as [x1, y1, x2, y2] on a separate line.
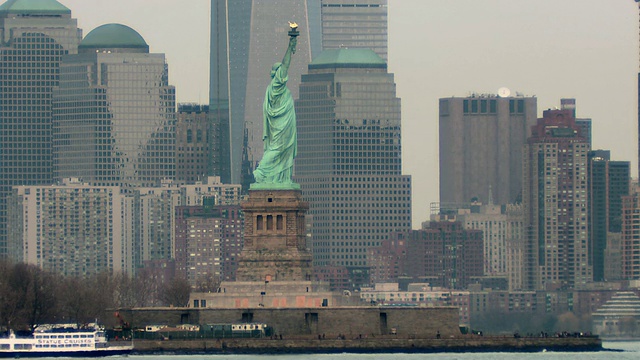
[0, 347, 132, 358]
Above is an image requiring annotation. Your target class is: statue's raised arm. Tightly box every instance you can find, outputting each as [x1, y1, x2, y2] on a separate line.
[251, 23, 300, 190]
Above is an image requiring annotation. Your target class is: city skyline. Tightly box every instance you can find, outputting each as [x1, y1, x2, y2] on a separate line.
[54, 0, 638, 228]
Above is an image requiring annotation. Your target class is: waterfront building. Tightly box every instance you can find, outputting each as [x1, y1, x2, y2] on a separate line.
[0, 0, 81, 256]
[294, 48, 411, 288]
[360, 283, 471, 325]
[52, 23, 176, 189]
[523, 109, 591, 290]
[176, 104, 209, 184]
[592, 291, 640, 338]
[588, 150, 630, 282]
[320, 0, 388, 60]
[6, 178, 132, 276]
[209, 0, 313, 186]
[439, 94, 537, 205]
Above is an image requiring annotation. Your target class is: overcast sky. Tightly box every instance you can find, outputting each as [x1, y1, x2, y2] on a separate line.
[60, 0, 638, 228]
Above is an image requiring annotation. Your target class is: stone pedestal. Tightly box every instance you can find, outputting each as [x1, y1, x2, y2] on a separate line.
[236, 189, 312, 282]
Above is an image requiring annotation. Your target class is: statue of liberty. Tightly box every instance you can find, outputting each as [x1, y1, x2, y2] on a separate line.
[251, 23, 300, 190]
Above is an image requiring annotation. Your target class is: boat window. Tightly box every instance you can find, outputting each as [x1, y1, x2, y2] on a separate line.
[65, 335, 71, 338]
[0, 344, 9, 350]
[73, 335, 79, 338]
[80, 335, 86, 338]
[88, 335, 94, 338]
[51, 345, 57, 348]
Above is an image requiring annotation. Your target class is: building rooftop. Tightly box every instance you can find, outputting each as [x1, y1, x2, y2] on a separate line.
[309, 48, 386, 70]
[80, 23, 149, 51]
[0, 0, 70, 15]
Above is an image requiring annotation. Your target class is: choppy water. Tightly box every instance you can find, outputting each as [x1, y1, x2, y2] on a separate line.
[15, 341, 640, 359]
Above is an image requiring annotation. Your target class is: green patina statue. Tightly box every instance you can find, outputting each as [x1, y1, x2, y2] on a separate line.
[251, 23, 300, 190]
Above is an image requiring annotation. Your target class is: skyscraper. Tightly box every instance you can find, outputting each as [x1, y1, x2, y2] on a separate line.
[176, 104, 209, 184]
[52, 23, 176, 189]
[209, 0, 314, 187]
[523, 109, 591, 290]
[0, 0, 81, 256]
[588, 150, 630, 282]
[320, 0, 388, 60]
[294, 48, 411, 288]
[439, 95, 537, 206]
[622, 189, 640, 279]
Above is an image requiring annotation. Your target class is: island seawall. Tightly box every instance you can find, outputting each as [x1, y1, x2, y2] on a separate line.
[130, 337, 602, 354]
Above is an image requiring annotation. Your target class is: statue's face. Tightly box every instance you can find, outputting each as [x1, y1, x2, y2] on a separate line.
[270, 62, 282, 78]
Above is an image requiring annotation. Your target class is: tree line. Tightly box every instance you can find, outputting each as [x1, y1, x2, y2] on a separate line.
[0, 260, 191, 332]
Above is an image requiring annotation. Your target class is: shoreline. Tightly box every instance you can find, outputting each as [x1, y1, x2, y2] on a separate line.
[127, 336, 603, 354]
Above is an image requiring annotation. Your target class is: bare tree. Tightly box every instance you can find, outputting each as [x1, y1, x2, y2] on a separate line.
[160, 277, 191, 307]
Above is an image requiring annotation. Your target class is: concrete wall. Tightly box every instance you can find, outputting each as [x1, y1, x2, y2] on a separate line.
[114, 306, 460, 338]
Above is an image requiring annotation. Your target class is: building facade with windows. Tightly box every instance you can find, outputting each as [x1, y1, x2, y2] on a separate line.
[7, 178, 132, 277]
[439, 95, 537, 206]
[295, 48, 411, 288]
[176, 104, 209, 184]
[0, 0, 81, 256]
[52, 23, 175, 189]
[523, 109, 591, 290]
[320, 0, 388, 60]
[588, 150, 630, 282]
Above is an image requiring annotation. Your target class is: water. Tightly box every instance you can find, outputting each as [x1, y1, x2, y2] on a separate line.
[15, 341, 640, 359]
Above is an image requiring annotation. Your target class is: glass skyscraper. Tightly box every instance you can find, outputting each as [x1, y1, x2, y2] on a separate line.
[294, 48, 411, 288]
[52, 23, 176, 189]
[0, 0, 81, 256]
[320, 0, 388, 60]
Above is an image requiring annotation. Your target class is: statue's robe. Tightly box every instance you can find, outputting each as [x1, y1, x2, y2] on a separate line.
[253, 63, 297, 184]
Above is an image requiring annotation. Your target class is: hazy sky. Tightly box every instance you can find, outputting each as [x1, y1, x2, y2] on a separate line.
[59, 0, 638, 228]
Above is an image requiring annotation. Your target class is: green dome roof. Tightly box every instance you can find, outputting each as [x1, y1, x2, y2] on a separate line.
[80, 23, 149, 51]
[310, 48, 386, 69]
[0, 0, 70, 15]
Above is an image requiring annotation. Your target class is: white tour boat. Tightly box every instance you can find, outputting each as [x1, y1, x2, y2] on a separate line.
[0, 326, 133, 357]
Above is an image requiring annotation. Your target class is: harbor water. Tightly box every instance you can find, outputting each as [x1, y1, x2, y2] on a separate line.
[13, 340, 640, 359]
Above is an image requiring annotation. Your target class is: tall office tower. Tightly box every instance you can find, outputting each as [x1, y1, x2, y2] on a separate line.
[622, 189, 640, 279]
[209, 0, 313, 187]
[176, 104, 209, 184]
[405, 221, 483, 290]
[294, 48, 411, 288]
[52, 23, 176, 189]
[0, 0, 81, 257]
[561, 98, 592, 146]
[7, 178, 132, 277]
[588, 150, 630, 282]
[320, 0, 388, 60]
[175, 203, 243, 287]
[439, 95, 537, 206]
[523, 109, 591, 290]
